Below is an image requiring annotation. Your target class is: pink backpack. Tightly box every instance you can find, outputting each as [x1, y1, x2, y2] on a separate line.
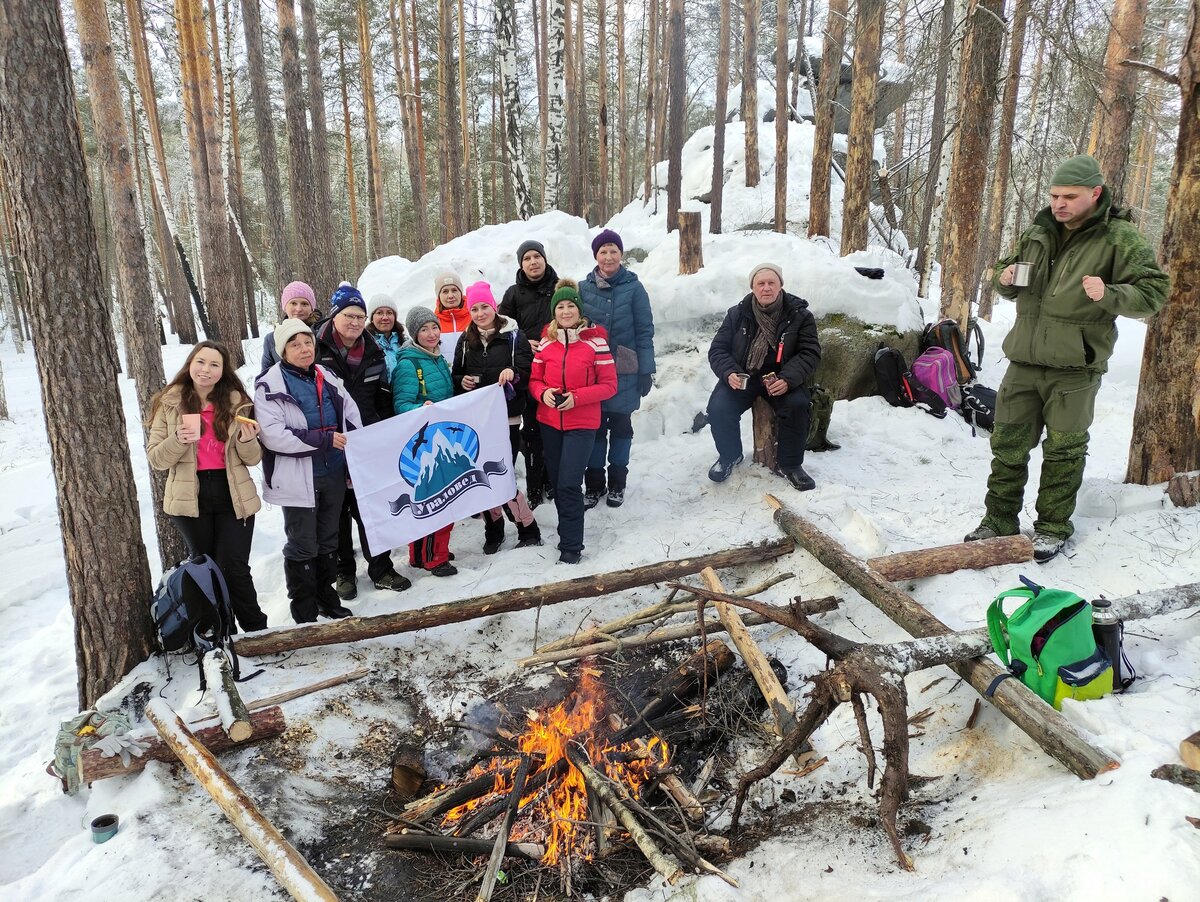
[910, 347, 962, 410]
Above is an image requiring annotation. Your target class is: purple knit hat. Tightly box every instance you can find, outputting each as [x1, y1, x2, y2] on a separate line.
[280, 280, 316, 312]
[591, 229, 623, 258]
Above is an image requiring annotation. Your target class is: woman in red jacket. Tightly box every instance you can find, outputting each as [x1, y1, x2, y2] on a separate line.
[528, 280, 617, 563]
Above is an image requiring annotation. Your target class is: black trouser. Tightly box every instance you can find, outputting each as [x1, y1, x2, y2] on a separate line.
[520, 405, 546, 494]
[540, 426, 595, 554]
[337, 486, 395, 582]
[170, 470, 266, 632]
[707, 380, 812, 470]
[282, 470, 346, 560]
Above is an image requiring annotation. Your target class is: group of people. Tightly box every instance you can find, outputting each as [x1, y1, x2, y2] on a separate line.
[146, 229, 659, 627]
[144, 152, 1170, 631]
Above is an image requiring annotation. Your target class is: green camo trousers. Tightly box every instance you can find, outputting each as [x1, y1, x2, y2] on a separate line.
[980, 363, 1101, 541]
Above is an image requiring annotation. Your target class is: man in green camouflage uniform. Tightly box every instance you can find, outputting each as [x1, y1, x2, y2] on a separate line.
[964, 155, 1170, 562]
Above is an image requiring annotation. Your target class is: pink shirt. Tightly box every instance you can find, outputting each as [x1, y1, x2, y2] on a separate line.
[196, 406, 227, 471]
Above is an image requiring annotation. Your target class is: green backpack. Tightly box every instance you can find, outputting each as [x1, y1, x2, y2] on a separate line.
[986, 578, 1113, 709]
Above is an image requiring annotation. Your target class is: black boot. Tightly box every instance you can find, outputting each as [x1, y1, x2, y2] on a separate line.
[606, 465, 628, 508]
[315, 552, 353, 618]
[584, 468, 606, 510]
[284, 558, 320, 624]
[516, 520, 543, 547]
[483, 511, 505, 555]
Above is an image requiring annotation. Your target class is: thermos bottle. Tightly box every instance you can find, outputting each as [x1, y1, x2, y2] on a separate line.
[1092, 599, 1123, 690]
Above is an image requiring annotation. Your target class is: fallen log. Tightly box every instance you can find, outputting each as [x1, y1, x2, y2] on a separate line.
[766, 495, 1121, 781]
[403, 771, 499, 824]
[701, 567, 804, 765]
[383, 831, 545, 860]
[234, 539, 794, 657]
[202, 650, 252, 742]
[636, 638, 735, 725]
[144, 700, 338, 902]
[1151, 764, 1200, 793]
[79, 706, 286, 783]
[866, 535, 1033, 582]
[185, 667, 372, 733]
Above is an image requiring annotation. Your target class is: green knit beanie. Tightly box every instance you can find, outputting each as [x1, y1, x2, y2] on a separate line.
[1050, 154, 1104, 188]
[550, 281, 582, 317]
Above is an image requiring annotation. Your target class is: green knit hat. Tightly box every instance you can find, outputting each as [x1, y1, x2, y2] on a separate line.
[550, 279, 582, 316]
[1050, 154, 1104, 188]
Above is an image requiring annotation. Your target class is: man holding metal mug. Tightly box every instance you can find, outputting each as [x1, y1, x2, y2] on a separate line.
[963, 154, 1170, 562]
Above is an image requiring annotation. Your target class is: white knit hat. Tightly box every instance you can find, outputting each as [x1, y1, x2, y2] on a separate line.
[367, 293, 396, 318]
[274, 318, 314, 357]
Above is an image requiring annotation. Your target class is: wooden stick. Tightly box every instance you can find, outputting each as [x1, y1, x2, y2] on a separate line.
[202, 649, 253, 742]
[234, 539, 795, 657]
[1181, 730, 1200, 770]
[766, 494, 1120, 780]
[565, 743, 682, 884]
[700, 567, 804, 765]
[144, 700, 338, 902]
[403, 771, 499, 823]
[79, 706, 286, 783]
[382, 831, 545, 860]
[608, 713, 703, 821]
[476, 755, 532, 902]
[866, 534, 1033, 581]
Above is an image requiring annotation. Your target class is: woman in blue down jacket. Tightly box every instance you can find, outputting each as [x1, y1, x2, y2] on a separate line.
[577, 229, 655, 510]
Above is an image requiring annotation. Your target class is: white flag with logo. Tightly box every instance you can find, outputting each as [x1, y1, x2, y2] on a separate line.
[345, 384, 517, 550]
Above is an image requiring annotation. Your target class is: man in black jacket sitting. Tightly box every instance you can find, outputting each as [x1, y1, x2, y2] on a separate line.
[706, 263, 822, 491]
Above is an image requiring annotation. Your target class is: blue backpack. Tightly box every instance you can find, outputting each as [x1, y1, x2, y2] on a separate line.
[150, 555, 240, 687]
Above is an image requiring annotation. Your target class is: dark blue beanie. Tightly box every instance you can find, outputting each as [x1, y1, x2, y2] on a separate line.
[329, 282, 366, 317]
[591, 229, 623, 258]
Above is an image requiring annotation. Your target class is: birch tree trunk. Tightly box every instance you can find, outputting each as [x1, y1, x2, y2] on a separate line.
[1125, 0, 1200, 486]
[575, 0, 589, 220]
[710, 0, 732, 233]
[808, 0, 846, 238]
[1089, 0, 1148, 204]
[534, 0, 548, 209]
[0, 0, 156, 707]
[939, 0, 1007, 329]
[891, 0, 908, 164]
[840, 0, 884, 255]
[742, 0, 760, 187]
[299, 0, 339, 282]
[545, 0, 566, 211]
[496, 0, 535, 219]
[773, 0, 788, 232]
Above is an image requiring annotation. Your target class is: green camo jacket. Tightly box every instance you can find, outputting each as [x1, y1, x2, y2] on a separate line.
[992, 188, 1169, 373]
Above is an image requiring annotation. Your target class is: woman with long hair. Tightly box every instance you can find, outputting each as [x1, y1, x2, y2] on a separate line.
[147, 341, 267, 631]
[452, 281, 541, 553]
[528, 280, 617, 564]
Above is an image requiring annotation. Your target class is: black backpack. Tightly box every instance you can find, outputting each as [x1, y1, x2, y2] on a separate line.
[960, 384, 997, 435]
[151, 555, 240, 687]
[919, 317, 983, 384]
[873, 347, 948, 419]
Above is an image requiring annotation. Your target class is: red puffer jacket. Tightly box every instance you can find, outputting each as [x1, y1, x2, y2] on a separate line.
[529, 324, 617, 431]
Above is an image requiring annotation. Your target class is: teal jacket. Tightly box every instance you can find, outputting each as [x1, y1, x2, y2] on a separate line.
[993, 188, 1169, 373]
[392, 343, 454, 413]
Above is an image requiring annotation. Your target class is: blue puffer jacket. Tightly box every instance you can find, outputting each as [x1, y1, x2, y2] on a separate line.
[392, 343, 455, 413]
[578, 266, 655, 414]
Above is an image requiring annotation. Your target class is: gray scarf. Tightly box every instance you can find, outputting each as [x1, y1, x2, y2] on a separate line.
[747, 295, 784, 374]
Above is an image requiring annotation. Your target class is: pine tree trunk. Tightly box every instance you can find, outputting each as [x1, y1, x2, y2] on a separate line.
[357, 0, 388, 258]
[808, 0, 846, 238]
[456, 0, 472, 231]
[393, 0, 431, 255]
[597, 0, 608, 223]
[1125, 1, 1200, 486]
[0, 165, 25, 353]
[177, 0, 242, 364]
[978, 0, 1028, 321]
[641, 0, 659, 204]
[239, 0, 292, 291]
[0, 0, 156, 707]
[616, 0, 629, 208]
[299, 0, 340, 283]
[742, 0, 760, 187]
[1128, 28, 1169, 215]
[664, 0, 685, 232]
[340, 34, 365, 273]
[1090, 0, 1148, 204]
[938, 0, 1007, 329]
[840, 0, 884, 255]
[891, 0, 908, 164]
[773, 0, 788, 232]
[710, 0, 732, 234]
[496, 0, 535, 219]
[545, 0, 566, 211]
[437, 0, 463, 238]
[408, 0, 431, 249]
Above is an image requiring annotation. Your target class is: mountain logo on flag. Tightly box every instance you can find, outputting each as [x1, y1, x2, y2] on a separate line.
[389, 420, 509, 518]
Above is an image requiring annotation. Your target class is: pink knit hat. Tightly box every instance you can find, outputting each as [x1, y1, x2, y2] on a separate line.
[464, 281, 497, 311]
[280, 280, 316, 311]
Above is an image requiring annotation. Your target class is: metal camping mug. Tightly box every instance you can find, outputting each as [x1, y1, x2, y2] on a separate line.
[1011, 262, 1032, 287]
[91, 813, 119, 843]
[733, 373, 750, 390]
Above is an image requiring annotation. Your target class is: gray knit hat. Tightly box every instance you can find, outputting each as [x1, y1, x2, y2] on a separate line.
[1050, 155, 1104, 188]
[517, 239, 546, 263]
[748, 262, 784, 287]
[405, 305, 439, 340]
[274, 318, 314, 357]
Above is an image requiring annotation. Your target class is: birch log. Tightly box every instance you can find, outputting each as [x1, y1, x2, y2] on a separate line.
[201, 649, 252, 741]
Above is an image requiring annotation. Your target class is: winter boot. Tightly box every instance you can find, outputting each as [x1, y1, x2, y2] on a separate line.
[335, 573, 358, 601]
[708, 454, 743, 483]
[1032, 532, 1067, 563]
[783, 466, 816, 492]
[606, 465, 628, 508]
[483, 512, 506, 555]
[284, 557, 320, 624]
[584, 468, 606, 510]
[963, 524, 999, 542]
[515, 520, 543, 548]
[315, 552, 353, 619]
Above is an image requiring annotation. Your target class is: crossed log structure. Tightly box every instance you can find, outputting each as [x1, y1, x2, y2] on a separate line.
[674, 496, 1200, 870]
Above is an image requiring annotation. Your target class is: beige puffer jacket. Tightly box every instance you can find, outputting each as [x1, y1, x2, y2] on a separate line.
[146, 387, 263, 519]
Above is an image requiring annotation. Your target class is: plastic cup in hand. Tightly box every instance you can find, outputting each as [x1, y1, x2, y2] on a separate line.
[180, 413, 201, 440]
[1012, 262, 1032, 287]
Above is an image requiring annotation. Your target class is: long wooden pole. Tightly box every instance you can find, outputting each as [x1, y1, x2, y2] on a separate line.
[145, 700, 339, 902]
[866, 535, 1033, 582]
[234, 540, 794, 656]
[766, 495, 1120, 779]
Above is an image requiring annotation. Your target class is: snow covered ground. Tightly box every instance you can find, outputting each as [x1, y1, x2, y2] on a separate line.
[2, 121, 1198, 899]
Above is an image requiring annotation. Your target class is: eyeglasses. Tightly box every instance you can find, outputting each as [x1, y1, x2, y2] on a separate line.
[339, 313, 367, 323]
